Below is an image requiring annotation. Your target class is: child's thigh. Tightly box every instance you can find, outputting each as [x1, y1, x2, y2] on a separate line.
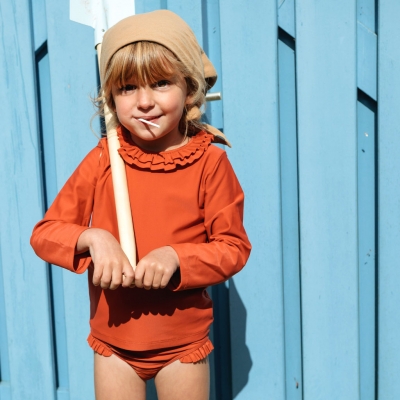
[94, 353, 146, 400]
[154, 357, 210, 400]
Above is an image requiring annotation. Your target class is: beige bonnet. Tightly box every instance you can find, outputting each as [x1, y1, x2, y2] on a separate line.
[100, 10, 230, 147]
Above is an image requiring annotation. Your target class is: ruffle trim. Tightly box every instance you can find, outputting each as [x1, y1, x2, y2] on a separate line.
[87, 334, 113, 357]
[88, 333, 213, 363]
[179, 338, 214, 363]
[117, 125, 213, 171]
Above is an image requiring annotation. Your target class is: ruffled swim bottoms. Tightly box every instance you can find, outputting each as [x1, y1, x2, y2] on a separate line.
[88, 333, 214, 381]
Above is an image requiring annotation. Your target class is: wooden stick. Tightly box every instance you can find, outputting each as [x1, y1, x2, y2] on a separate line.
[96, 43, 137, 269]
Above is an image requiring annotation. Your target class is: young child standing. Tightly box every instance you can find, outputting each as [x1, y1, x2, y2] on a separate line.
[31, 10, 251, 400]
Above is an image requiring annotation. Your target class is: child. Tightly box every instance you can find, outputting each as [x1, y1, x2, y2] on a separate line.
[31, 10, 251, 400]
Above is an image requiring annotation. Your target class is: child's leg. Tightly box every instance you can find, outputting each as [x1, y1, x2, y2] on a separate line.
[154, 357, 210, 400]
[94, 352, 146, 400]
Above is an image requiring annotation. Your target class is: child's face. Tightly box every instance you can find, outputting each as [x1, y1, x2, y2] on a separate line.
[112, 73, 189, 152]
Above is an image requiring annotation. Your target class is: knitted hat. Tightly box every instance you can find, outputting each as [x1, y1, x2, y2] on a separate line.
[100, 10, 230, 147]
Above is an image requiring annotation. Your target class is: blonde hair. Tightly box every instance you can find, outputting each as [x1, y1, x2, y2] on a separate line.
[95, 41, 207, 136]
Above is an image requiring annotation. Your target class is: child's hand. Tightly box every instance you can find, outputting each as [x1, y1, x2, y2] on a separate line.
[134, 246, 179, 290]
[77, 228, 135, 289]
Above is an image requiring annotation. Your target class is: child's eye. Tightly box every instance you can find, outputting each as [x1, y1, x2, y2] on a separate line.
[120, 84, 136, 94]
[153, 80, 170, 88]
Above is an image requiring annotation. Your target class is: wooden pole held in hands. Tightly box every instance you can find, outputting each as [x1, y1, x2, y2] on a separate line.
[97, 43, 137, 269]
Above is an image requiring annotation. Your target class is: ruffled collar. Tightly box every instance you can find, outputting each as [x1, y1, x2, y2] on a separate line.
[117, 125, 214, 171]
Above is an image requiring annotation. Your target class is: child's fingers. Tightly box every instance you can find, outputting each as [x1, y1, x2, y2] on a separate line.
[92, 265, 104, 287]
[121, 265, 135, 288]
[135, 247, 179, 289]
[159, 271, 174, 289]
[93, 262, 124, 290]
[134, 260, 156, 289]
[141, 265, 156, 290]
[152, 266, 164, 289]
[109, 267, 123, 290]
[94, 265, 112, 289]
[133, 261, 146, 289]
[85, 228, 132, 290]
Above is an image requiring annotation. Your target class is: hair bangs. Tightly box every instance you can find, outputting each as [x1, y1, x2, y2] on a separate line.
[106, 42, 181, 90]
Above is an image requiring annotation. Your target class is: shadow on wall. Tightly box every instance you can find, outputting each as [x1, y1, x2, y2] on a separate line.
[228, 279, 252, 398]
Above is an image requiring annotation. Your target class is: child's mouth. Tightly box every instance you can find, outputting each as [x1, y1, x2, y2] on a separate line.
[137, 117, 161, 128]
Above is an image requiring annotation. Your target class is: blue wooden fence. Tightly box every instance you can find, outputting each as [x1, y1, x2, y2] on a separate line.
[0, 0, 399, 399]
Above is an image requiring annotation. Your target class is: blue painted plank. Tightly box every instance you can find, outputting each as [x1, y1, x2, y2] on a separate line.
[50, 265, 70, 395]
[0, 257, 11, 386]
[135, 0, 167, 14]
[167, 0, 203, 47]
[44, 0, 100, 398]
[278, 31, 303, 399]
[210, 282, 232, 400]
[278, 0, 295, 38]
[219, 1, 285, 399]
[37, 49, 70, 396]
[377, 1, 400, 398]
[357, 0, 377, 108]
[45, 3, 99, 185]
[357, 21, 377, 101]
[31, 0, 47, 50]
[56, 388, 70, 400]
[0, 0, 57, 398]
[0, 382, 11, 400]
[357, 93, 376, 400]
[0, 242, 11, 400]
[295, 1, 360, 399]
[38, 51, 58, 205]
[357, 0, 376, 33]
[202, 0, 224, 131]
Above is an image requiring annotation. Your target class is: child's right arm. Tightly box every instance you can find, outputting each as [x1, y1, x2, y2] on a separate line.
[76, 228, 134, 289]
[31, 143, 100, 273]
[31, 142, 135, 290]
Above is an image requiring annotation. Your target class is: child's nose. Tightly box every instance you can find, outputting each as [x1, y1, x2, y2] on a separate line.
[137, 87, 154, 109]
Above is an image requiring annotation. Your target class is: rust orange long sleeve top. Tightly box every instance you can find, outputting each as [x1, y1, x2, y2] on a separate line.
[31, 128, 251, 350]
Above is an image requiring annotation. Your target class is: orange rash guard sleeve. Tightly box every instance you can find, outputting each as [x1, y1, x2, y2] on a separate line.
[30, 145, 101, 273]
[169, 152, 251, 290]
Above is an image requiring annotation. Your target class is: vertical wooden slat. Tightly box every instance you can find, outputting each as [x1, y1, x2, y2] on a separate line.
[200, 2, 229, 398]
[357, 0, 376, 31]
[357, 3, 377, 400]
[357, 92, 376, 400]
[32, 0, 47, 49]
[0, 0, 56, 398]
[209, 282, 232, 400]
[357, 22, 377, 101]
[166, 0, 203, 46]
[378, 1, 400, 398]
[278, 28, 303, 400]
[278, 0, 295, 38]
[219, 1, 285, 398]
[0, 257, 11, 399]
[202, 0, 224, 131]
[135, 0, 167, 14]
[37, 47, 71, 399]
[44, 0, 99, 398]
[296, 1, 360, 399]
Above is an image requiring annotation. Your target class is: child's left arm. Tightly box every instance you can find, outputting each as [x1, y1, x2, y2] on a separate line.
[169, 151, 251, 290]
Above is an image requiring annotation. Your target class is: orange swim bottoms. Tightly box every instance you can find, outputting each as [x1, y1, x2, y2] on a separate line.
[87, 334, 214, 381]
